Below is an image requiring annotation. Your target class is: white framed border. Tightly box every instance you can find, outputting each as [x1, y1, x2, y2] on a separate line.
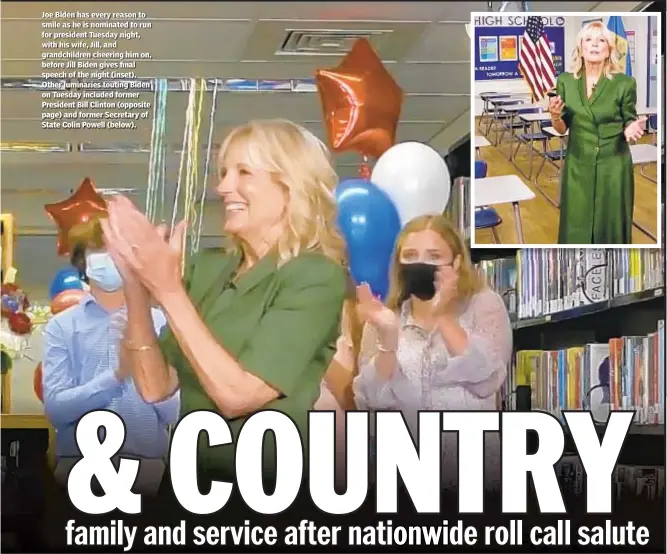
[469, 11, 663, 250]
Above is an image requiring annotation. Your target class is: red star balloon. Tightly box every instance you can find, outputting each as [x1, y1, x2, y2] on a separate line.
[44, 177, 108, 256]
[315, 38, 404, 159]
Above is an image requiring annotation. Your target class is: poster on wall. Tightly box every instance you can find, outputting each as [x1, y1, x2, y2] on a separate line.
[473, 15, 565, 81]
[626, 30, 636, 65]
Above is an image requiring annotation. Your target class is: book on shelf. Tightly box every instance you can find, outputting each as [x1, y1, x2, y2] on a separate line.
[478, 248, 665, 321]
[610, 248, 665, 296]
[478, 256, 517, 317]
[557, 456, 665, 501]
[505, 321, 666, 425]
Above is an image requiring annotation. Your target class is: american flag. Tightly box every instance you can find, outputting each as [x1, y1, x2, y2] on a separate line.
[518, 16, 557, 101]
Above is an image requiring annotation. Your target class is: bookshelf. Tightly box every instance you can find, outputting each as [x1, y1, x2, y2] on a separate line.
[512, 287, 664, 332]
[474, 246, 665, 469]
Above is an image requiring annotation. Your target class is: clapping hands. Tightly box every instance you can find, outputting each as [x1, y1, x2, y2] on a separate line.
[355, 283, 399, 348]
[431, 264, 460, 315]
[101, 196, 187, 304]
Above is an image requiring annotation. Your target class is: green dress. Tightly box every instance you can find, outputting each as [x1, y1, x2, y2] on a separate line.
[556, 71, 638, 244]
[158, 248, 346, 483]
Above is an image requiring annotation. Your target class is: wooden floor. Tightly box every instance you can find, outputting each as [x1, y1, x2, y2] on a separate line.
[473, 116, 659, 246]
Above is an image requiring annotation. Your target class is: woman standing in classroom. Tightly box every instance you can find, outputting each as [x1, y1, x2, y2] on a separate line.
[549, 20, 647, 244]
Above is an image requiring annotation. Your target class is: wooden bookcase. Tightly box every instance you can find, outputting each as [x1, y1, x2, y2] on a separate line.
[1, 213, 15, 283]
[1, 214, 15, 413]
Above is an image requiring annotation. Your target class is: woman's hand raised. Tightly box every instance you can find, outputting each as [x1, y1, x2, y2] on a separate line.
[356, 283, 400, 350]
[548, 95, 565, 120]
[101, 196, 187, 305]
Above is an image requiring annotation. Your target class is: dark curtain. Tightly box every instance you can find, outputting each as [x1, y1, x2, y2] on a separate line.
[444, 136, 472, 179]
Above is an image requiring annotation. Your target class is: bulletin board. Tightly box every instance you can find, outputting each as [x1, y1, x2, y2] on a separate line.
[474, 24, 565, 81]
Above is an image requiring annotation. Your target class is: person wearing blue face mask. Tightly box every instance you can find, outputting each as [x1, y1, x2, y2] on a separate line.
[42, 220, 180, 491]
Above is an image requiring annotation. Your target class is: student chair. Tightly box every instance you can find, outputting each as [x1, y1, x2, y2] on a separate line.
[648, 115, 658, 145]
[473, 160, 502, 244]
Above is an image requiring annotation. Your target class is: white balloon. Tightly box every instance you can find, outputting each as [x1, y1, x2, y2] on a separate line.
[371, 142, 451, 226]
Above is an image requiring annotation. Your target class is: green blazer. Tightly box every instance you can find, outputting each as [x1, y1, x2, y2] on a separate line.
[159, 248, 347, 481]
[556, 71, 637, 244]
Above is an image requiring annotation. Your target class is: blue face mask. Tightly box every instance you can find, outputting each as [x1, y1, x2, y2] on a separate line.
[85, 252, 123, 292]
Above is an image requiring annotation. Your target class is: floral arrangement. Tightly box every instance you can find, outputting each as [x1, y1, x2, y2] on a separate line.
[0, 275, 51, 370]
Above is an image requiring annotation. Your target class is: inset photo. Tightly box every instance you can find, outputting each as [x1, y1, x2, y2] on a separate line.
[470, 13, 661, 247]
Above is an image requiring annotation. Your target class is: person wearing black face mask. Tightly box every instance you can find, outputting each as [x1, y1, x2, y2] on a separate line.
[398, 262, 439, 302]
[353, 215, 512, 488]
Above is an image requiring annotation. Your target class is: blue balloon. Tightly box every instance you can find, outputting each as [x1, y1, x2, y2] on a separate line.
[49, 267, 85, 300]
[335, 178, 401, 301]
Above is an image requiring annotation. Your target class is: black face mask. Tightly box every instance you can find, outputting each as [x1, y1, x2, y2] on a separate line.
[400, 263, 438, 301]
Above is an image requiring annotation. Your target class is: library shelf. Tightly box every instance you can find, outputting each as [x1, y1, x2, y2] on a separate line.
[511, 287, 665, 331]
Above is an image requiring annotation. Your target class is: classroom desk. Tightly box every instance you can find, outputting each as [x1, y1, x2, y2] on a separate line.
[532, 126, 569, 207]
[498, 104, 544, 159]
[489, 96, 530, 104]
[475, 135, 491, 158]
[478, 93, 512, 134]
[630, 143, 658, 242]
[630, 143, 658, 184]
[637, 107, 658, 116]
[515, 112, 553, 178]
[474, 175, 536, 244]
[502, 103, 543, 112]
[542, 126, 569, 137]
[486, 98, 527, 142]
[519, 112, 552, 122]
[475, 135, 491, 148]
[478, 92, 514, 98]
[630, 143, 659, 165]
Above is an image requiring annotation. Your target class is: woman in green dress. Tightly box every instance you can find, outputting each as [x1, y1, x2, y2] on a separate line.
[548, 21, 647, 245]
[101, 119, 348, 487]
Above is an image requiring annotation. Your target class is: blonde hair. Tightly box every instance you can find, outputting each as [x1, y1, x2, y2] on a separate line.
[385, 215, 484, 311]
[571, 21, 624, 79]
[217, 119, 347, 266]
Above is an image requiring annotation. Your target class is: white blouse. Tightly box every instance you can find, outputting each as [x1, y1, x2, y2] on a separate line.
[352, 287, 513, 486]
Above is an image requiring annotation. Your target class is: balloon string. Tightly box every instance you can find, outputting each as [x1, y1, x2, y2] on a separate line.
[184, 79, 205, 258]
[171, 79, 195, 236]
[193, 79, 219, 254]
[145, 79, 159, 221]
[156, 80, 167, 221]
[146, 79, 168, 223]
[179, 78, 198, 276]
[156, 80, 168, 222]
